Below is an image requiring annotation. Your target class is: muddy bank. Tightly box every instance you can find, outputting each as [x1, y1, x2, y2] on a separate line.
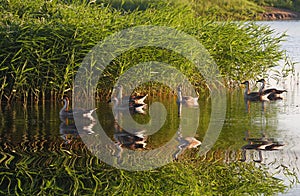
[261, 6, 300, 20]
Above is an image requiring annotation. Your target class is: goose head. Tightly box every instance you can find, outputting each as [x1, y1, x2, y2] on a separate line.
[241, 81, 250, 93]
[256, 79, 266, 83]
[241, 81, 249, 85]
[61, 95, 71, 111]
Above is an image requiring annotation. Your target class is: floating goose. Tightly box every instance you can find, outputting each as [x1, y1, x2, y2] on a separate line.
[111, 96, 147, 114]
[256, 79, 287, 101]
[241, 81, 260, 101]
[116, 85, 148, 105]
[176, 86, 199, 107]
[59, 95, 97, 118]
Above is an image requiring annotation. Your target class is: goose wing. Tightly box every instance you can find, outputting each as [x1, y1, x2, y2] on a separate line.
[263, 88, 287, 95]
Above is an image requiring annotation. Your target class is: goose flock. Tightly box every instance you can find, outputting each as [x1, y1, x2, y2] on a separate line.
[58, 80, 285, 160]
[242, 78, 287, 102]
[58, 85, 202, 159]
[240, 79, 286, 162]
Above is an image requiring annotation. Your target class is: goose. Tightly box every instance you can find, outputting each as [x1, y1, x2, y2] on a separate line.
[116, 85, 148, 105]
[176, 86, 199, 107]
[59, 95, 97, 118]
[111, 96, 147, 114]
[256, 79, 287, 101]
[241, 81, 260, 101]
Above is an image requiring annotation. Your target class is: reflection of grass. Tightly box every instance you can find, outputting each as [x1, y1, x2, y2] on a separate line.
[0, 140, 287, 195]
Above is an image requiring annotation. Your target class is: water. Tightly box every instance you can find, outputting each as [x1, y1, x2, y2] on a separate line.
[260, 20, 300, 195]
[1, 21, 300, 194]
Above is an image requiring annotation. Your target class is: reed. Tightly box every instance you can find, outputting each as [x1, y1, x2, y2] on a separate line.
[0, 0, 293, 103]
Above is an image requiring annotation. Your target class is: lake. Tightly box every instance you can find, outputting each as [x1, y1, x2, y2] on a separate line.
[258, 20, 300, 195]
[236, 20, 300, 195]
[0, 20, 300, 195]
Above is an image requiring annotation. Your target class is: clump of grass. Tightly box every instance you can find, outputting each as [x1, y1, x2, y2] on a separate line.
[0, 0, 292, 103]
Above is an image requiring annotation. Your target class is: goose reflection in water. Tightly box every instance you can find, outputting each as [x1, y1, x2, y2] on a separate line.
[113, 120, 147, 150]
[244, 99, 266, 113]
[173, 134, 202, 160]
[240, 130, 285, 163]
[59, 117, 79, 144]
[112, 120, 148, 164]
[174, 102, 202, 160]
[59, 113, 97, 144]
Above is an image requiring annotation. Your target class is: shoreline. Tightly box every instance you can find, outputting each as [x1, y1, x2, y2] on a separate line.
[260, 6, 300, 20]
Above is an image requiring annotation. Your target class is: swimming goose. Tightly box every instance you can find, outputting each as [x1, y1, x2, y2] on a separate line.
[241, 81, 260, 101]
[59, 95, 97, 118]
[256, 79, 287, 101]
[111, 96, 147, 114]
[116, 85, 148, 105]
[176, 86, 199, 106]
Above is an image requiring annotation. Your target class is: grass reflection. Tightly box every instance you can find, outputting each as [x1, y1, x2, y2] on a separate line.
[0, 139, 287, 195]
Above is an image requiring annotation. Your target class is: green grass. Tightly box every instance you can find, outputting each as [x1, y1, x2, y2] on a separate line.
[191, 0, 264, 20]
[251, 0, 300, 11]
[98, 0, 265, 20]
[0, 0, 293, 103]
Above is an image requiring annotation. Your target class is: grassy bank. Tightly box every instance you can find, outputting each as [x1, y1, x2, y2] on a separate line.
[0, 0, 292, 103]
[251, 0, 300, 12]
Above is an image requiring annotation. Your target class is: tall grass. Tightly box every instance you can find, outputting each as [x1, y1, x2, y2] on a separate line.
[0, 0, 292, 103]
